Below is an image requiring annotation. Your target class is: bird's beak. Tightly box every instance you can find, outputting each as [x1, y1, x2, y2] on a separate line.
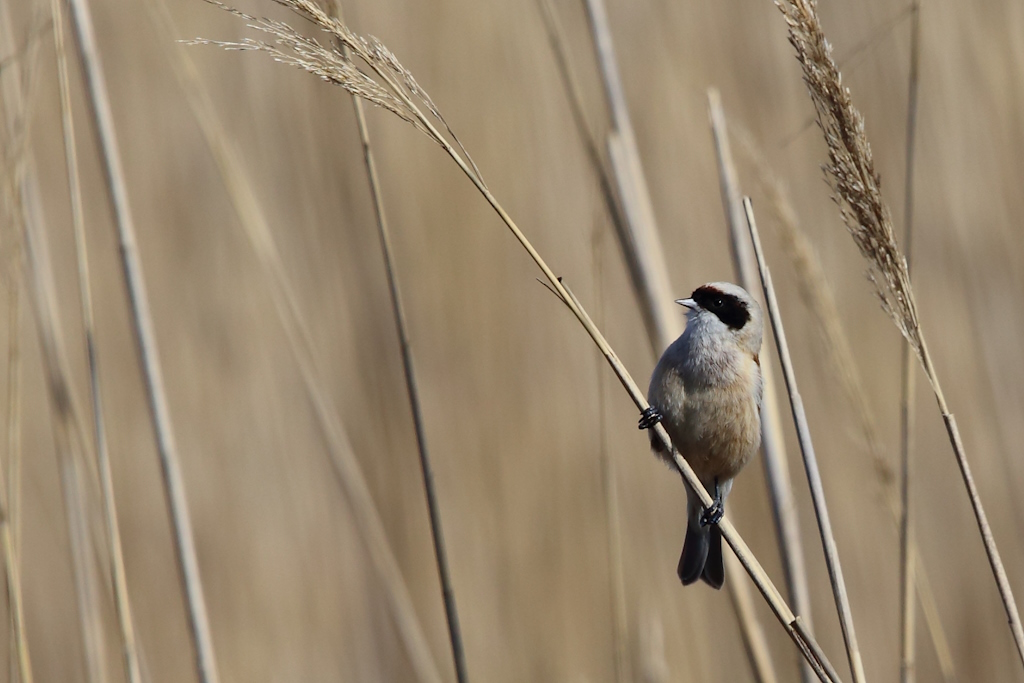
[675, 298, 697, 310]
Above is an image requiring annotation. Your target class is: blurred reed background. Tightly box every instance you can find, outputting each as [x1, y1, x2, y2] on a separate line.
[1, 0, 1024, 681]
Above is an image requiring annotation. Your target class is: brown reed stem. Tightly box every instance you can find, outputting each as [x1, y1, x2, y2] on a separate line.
[327, 3, 469, 681]
[899, 4, 921, 683]
[708, 89, 813, 683]
[51, 0, 143, 680]
[149, 4, 445, 681]
[743, 197, 867, 683]
[65, 1, 221, 681]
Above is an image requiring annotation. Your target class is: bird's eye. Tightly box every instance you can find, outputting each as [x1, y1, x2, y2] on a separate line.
[711, 298, 724, 309]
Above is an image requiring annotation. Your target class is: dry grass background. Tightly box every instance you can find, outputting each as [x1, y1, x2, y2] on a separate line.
[3, 0, 1024, 681]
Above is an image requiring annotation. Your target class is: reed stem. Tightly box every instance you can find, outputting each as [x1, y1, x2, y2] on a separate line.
[149, 4, 445, 680]
[328, 2, 468, 681]
[743, 197, 866, 683]
[51, 0, 144, 679]
[66, 1, 221, 680]
[898, 4, 921, 682]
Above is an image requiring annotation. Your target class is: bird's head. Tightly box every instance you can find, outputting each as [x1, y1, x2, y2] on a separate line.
[677, 282, 763, 357]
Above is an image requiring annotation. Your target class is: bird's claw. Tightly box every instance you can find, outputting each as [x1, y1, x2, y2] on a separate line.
[638, 407, 663, 430]
[700, 478, 724, 527]
[700, 501, 724, 527]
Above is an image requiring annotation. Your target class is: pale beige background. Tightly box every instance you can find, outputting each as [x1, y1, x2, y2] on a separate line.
[3, 0, 1024, 681]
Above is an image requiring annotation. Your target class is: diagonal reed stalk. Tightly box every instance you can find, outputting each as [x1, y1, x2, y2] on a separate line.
[707, 88, 814, 683]
[148, 3, 445, 682]
[194, 3, 846, 680]
[65, 1, 222, 681]
[534, 3, 779, 680]
[733, 121, 958, 683]
[51, 0, 144, 679]
[743, 198, 866, 683]
[898, 4, 921, 682]
[775, 0, 1024, 669]
[326, 2, 469, 681]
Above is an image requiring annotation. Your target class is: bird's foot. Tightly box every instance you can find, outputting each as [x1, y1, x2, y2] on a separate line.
[699, 501, 724, 527]
[638, 407, 663, 430]
[700, 478, 724, 527]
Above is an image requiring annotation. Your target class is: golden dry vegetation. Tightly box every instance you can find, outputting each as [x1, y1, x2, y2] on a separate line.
[2, 0, 1024, 681]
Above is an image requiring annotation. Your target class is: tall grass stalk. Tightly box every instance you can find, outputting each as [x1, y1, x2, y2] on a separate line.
[51, 0, 143, 679]
[775, 0, 1024, 667]
[65, 1, 222, 680]
[326, 2, 469, 681]
[147, 3, 445, 681]
[194, 3, 844, 680]
[707, 89, 814, 683]
[743, 198, 866, 683]
[899, 4, 922, 682]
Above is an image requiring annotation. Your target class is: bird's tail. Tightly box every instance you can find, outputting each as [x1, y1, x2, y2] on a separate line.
[677, 523, 709, 585]
[677, 523, 725, 589]
[678, 481, 727, 589]
[702, 526, 724, 589]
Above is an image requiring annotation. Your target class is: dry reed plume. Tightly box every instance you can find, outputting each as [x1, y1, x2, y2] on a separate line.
[775, 0, 1024, 668]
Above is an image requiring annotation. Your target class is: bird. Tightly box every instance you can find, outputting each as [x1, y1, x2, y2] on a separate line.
[638, 282, 763, 588]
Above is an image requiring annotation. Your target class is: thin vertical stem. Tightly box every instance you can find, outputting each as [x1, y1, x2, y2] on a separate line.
[744, 198, 867, 683]
[899, 4, 921, 683]
[64, 1, 221, 681]
[327, 3, 468, 681]
[143, 4, 444, 681]
[51, 0, 143, 680]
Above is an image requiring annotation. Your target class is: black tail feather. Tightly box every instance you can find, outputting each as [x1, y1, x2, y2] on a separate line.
[677, 525, 710, 586]
[701, 525, 725, 589]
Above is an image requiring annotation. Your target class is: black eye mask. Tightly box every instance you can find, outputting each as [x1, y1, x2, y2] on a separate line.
[691, 286, 751, 330]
